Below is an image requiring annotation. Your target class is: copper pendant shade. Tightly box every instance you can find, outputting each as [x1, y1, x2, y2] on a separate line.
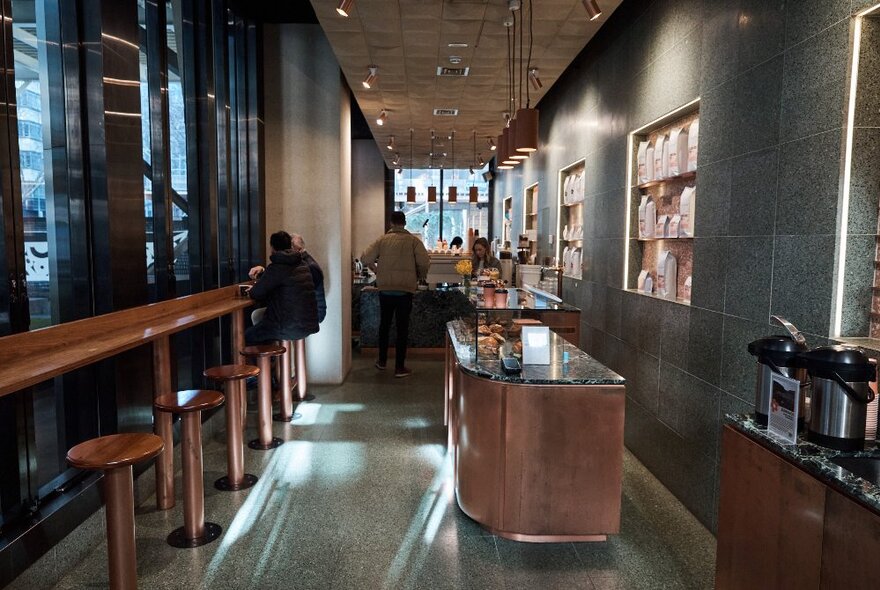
[501, 125, 518, 166]
[428, 185, 437, 202]
[406, 186, 415, 202]
[448, 186, 457, 203]
[469, 185, 479, 203]
[515, 108, 539, 153]
[496, 133, 513, 169]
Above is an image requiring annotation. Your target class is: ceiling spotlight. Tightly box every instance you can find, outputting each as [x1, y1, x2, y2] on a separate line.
[487, 137, 496, 151]
[529, 68, 543, 90]
[336, 0, 354, 16]
[397, 167, 403, 175]
[362, 66, 378, 89]
[478, 155, 485, 166]
[469, 166, 474, 175]
[582, 0, 602, 21]
[430, 129, 436, 140]
[387, 135, 395, 150]
[392, 152, 400, 165]
[508, 0, 521, 11]
[376, 109, 387, 126]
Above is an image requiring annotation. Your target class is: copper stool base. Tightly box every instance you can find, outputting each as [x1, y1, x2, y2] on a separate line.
[273, 412, 293, 423]
[167, 522, 222, 548]
[248, 437, 283, 450]
[214, 473, 258, 491]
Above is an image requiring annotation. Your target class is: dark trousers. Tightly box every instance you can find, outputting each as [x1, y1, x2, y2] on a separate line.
[378, 292, 413, 370]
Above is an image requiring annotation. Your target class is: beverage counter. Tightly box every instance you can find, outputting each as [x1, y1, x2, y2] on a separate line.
[444, 318, 626, 542]
[716, 415, 880, 589]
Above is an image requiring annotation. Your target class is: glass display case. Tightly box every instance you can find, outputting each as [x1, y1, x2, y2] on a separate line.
[447, 287, 580, 369]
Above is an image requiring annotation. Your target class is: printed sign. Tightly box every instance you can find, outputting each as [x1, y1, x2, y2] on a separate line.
[767, 372, 800, 444]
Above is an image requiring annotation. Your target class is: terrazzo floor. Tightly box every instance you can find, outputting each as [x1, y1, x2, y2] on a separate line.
[41, 355, 715, 589]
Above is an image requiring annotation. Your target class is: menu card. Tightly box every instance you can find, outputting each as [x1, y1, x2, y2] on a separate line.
[767, 372, 800, 444]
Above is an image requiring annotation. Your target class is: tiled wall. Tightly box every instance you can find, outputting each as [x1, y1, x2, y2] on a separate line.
[494, 0, 877, 532]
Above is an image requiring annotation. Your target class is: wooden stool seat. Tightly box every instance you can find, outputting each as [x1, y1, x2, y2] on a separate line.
[68, 433, 164, 471]
[204, 365, 258, 492]
[155, 389, 224, 414]
[203, 364, 260, 381]
[240, 344, 286, 357]
[67, 433, 164, 589]
[240, 346, 285, 450]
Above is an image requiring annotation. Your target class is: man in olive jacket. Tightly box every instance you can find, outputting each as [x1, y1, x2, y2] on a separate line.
[361, 211, 430, 377]
[245, 231, 319, 345]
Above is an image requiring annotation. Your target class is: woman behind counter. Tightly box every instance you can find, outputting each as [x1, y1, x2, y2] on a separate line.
[471, 237, 502, 277]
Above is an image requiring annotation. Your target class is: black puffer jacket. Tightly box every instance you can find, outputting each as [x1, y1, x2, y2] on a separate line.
[246, 250, 319, 343]
[301, 251, 327, 324]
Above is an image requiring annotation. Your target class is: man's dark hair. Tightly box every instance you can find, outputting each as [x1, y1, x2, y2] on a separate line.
[270, 230, 292, 251]
[390, 211, 406, 226]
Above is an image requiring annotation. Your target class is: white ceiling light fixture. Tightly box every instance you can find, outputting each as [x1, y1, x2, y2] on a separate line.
[582, 0, 602, 21]
[392, 152, 400, 166]
[336, 0, 354, 17]
[387, 135, 395, 150]
[376, 109, 387, 126]
[487, 137, 496, 151]
[362, 65, 378, 89]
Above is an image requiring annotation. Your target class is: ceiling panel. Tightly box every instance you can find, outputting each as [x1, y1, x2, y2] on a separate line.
[310, 0, 623, 169]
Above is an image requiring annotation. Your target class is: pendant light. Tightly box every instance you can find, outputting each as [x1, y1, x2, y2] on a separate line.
[428, 133, 437, 202]
[514, 0, 538, 154]
[501, 17, 521, 165]
[470, 131, 479, 203]
[448, 131, 457, 203]
[406, 129, 416, 202]
[497, 132, 513, 170]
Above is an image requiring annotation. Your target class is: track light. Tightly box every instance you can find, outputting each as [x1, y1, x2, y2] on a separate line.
[469, 166, 474, 175]
[478, 155, 485, 167]
[397, 167, 403, 175]
[376, 109, 387, 126]
[529, 68, 543, 91]
[336, 0, 354, 17]
[582, 0, 602, 21]
[362, 66, 378, 89]
[392, 152, 400, 165]
[487, 137, 496, 151]
[387, 135, 395, 150]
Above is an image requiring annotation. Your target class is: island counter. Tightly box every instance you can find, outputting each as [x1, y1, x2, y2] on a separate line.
[445, 318, 626, 542]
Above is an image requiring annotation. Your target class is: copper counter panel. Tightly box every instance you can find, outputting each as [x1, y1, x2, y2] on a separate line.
[448, 358, 625, 542]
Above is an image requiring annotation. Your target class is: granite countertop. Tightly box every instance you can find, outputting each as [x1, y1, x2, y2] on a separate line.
[447, 319, 624, 386]
[727, 414, 880, 516]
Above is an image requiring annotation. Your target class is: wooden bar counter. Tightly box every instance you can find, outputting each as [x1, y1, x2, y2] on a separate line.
[445, 319, 625, 542]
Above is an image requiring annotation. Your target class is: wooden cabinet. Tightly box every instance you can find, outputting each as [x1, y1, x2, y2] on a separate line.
[716, 426, 880, 589]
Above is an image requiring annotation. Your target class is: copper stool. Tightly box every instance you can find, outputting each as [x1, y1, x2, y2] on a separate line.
[241, 344, 286, 449]
[293, 339, 315, 401]
[67, 433, 164, 590]
[203, 364, 259, 491]
[154, 390, 224, 548]
[274, 339, 295, 422]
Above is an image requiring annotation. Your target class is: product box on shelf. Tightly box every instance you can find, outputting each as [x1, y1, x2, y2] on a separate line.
[637, 270, 649, 292]
[644, 198, 656, 238]
[654, 135, 667, 180]
[687, 120, 699, 172]
[670, 214, 682, 237]
[680, 186, 695, 237]
[667, 127, 689, 176]
[655, 215, 670, 239]
[638, 141, 650, 184]
[645, 145, 655, 182]
[657, 250, 677, 300]
[682, 275, 692, 302]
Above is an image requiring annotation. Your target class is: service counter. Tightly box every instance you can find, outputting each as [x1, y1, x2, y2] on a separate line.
[444, 318, 626, 542]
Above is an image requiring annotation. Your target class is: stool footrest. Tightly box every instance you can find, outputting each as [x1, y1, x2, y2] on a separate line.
[214, 474, 258, 491]
[248, 437, 284, 450]
[167, 522, 222, 548]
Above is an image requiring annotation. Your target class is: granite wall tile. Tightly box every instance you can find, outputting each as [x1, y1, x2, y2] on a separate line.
[724, 236, 774, 323]
[771, 234, 836, 336]
[590, 326, 607, 364]
[733, 55, 783, 156]
[635, 350, 661, 414]
[695, 158, 731, 238]
[736, 0, 786, 73]
[728, 147, 779, 237]
[775, 130, 843, 236]
[691, 237, 728, 312]
[605, 285, 623, 338]
[606, 334, 625, 376]
[696, 78, 737, 165]
[637, 295, 663, 356]
[848, 129, 880, 236]
[687, 307, 725, 386]
[856, 18, 880, 129]
[699, 0, 739, 91]
[607, 238, 627, 290]
[660, 299, 691, 370]
[659, 362, 723, 459]
[840, 234, 874, 337]
[780, 20, 849, 141]
[620, 290, 641, 349]
[784, 0, 851, 49]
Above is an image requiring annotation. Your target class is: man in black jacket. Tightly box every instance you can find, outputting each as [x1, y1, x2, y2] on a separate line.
[245, 231, 319, 345]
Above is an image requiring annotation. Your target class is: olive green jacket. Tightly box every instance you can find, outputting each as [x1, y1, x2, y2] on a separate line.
[361, 227, 431, 293]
